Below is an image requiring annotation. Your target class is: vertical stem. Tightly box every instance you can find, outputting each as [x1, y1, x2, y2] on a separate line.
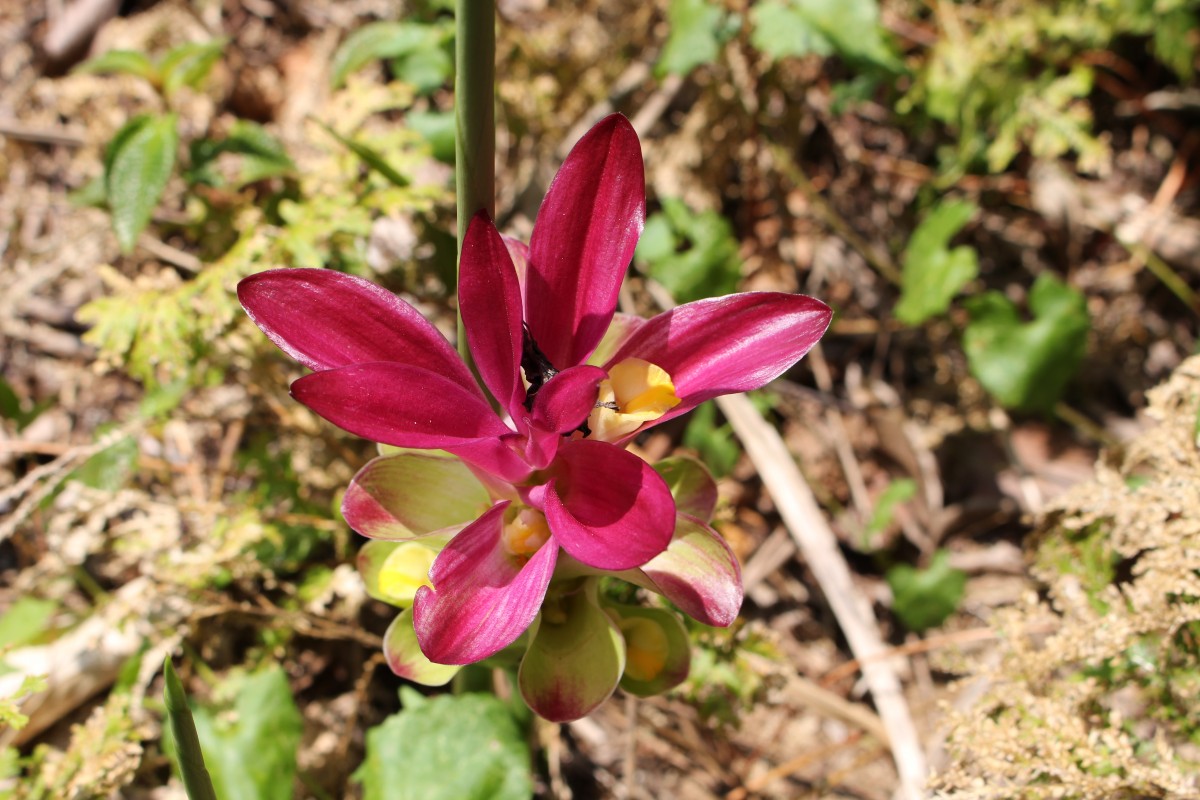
[455, 0, 495, 360]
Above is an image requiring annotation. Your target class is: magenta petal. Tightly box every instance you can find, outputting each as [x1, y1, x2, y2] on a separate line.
[460, 212, 525, 416]
[237, 269, 472, 385]
[501, 235, 530, 302]
[544, 439, 675, 571]
[526, 115, 646, 368]
[291, 362, 508, 448]
[413, 503, 559, 664]
[609, 292, 832, 415]
[531, 365, 605, 435]
[519, 365, 605, 470]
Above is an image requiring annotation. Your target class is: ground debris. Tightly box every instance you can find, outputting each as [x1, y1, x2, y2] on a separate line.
[931, 356, 1200, 799]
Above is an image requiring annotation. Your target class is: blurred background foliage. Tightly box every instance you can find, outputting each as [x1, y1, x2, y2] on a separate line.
[1, 0, 1198, 796]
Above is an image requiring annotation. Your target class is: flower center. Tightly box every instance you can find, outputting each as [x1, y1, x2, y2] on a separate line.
[502, 508, 551, 558]
[619, 616, 670, 682]
[586, 358, 682, 441]
[377, 542, 437, 606]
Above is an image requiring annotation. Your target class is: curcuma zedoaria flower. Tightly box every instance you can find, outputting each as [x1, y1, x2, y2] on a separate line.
[238, 114, 831, 721]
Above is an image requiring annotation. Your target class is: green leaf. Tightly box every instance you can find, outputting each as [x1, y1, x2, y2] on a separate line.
[163, 659, 218, 800]
[138, 378, 190, 419]
[219, 120, 296, 185]
[658, 0, 727, 76]
[637, 198, 741, 304]
[886, 550, 966, 632]
[69, 433, 138, 492]
[749, 0, 899, 71]
[750, 0, 832, 61]
[962, 273, 1090, 412]
[330, 22, 432, 88]
[406, 110, 456, 164]
[864, 478, 918, 543]
[159, 40, 225, 99]
[0, 597, 58, 650]
[74, 49, 157, 82]
[190, 666, 302, 800]
[683, 402, 741, 478]
[104, 114, 178, 253]
[0, 378, 19, 422]
[895, 200, 978, 325]
[315, 120, 410, 187]
[390, 36, 453, 95]
[69, 173, 109, 209]
[353, 693, 531, 800]
[0, 675, 47, 732]
[1154, 9, 1197, 79]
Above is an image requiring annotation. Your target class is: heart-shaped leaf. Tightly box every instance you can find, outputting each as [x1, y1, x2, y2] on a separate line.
[886, 549, 966, 632]
[353, 691, 530, 800]
[963, 272, 1089, 412]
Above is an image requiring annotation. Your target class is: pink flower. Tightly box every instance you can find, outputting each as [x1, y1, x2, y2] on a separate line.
[238, 114, 832, 718]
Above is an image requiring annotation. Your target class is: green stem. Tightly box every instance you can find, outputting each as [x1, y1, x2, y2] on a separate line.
[455, 0, 496, 360]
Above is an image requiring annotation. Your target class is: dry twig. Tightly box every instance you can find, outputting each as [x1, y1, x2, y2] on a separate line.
[717, 393, 929, 800]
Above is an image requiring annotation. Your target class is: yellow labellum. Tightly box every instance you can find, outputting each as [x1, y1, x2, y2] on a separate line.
[502, 508, 551, 558]
[587, 358, 682, 441]
[620, 616, 669, 682]
[378, 542, 437, 606]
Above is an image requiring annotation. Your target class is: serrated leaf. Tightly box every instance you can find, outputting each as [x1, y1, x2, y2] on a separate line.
[159, 40, 225, 99]
[658, 0, 727, 76]
[895, 200, 978, 325]
[105, 114, 178, 252]
[74, 49, 157, 82]
[331, 22, 432, 88]
[190, 667, 302, 800]
[963, 272, 1089, 412]
[886, 549, 965, 632]
[353, 693, 531, 800]
[315, 120, 410, 187]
